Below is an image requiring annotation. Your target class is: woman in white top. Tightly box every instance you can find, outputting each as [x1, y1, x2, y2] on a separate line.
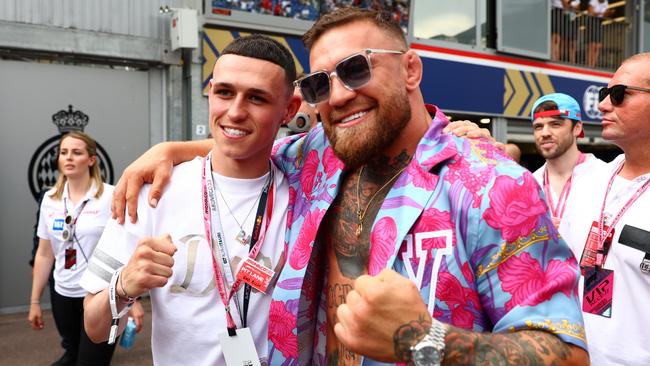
[28, 131, 143, 366]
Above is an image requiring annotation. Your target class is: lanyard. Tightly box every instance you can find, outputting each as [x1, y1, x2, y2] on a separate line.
[108, 268, 133, 344]
[596, 160, 650, 266]
[63, 197, 89, 228]
[63, 197, 89, 252]
[202, 154, 275, 335]
[543, 153, 585, 220]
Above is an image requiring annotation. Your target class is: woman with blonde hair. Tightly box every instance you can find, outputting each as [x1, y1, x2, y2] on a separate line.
[28, 131, 142, 366]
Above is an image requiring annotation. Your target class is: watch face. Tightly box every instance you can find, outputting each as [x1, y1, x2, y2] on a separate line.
[413, 345, 441, 366]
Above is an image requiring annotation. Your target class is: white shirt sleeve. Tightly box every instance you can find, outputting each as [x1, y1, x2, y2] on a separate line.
[80, 187, 153, 294]
[37, 196, 52, 240]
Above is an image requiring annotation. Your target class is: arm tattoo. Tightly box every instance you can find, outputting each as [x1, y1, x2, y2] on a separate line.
[392, 314, 432, 361]
[444, 327, 576, 366]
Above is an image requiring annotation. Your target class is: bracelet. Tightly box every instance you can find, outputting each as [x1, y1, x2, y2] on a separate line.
[30, 300, 40, 304]
[108, 268, 134, 344]
[118, 272, 138, 305]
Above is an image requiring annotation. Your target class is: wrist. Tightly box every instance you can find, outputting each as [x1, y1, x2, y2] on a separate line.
[117, 272, 138, 305]
[410, 319, 447, 366]
[156, 141, 179, 165]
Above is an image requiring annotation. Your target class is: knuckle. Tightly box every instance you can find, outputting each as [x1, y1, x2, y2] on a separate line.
[405, 280, 419, 294]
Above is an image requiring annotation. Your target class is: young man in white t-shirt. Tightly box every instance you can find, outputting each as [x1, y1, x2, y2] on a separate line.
[559, 53, 650, 365]
[80, 35, 300, 365]
[530, 93, 606, 228]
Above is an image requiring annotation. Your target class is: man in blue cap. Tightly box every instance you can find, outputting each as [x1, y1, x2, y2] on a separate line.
[530, 93, 606, 228]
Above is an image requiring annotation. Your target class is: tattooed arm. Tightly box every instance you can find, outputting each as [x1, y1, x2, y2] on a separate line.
[334, 269, 588, 365]
[442, 327, 588, 366]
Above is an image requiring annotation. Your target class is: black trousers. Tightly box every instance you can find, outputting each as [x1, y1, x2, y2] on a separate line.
[50, 290, 116, 366]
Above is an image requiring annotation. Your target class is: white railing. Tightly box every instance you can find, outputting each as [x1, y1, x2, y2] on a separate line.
[551, 8, 626, 70]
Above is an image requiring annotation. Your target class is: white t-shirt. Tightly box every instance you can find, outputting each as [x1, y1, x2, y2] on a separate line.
[80, 157, 288, 366]
[533, 153, 606, 224]
[37, 182, 114, 298]
[560, 155, 650, 365]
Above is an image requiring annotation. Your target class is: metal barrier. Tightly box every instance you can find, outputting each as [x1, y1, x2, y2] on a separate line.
[551, 7, 626, 70]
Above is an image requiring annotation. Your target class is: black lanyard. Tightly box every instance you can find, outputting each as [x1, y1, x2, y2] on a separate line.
[241, 170, 273, 327]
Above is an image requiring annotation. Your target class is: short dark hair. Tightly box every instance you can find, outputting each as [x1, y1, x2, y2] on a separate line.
[533, 101, 579, 127]
[221, 34, 296, 91]
[533, 100, 560, 114]
[303, 7, 407, 51]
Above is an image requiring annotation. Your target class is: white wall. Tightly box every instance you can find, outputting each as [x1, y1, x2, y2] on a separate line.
[0, 59, 157, 313]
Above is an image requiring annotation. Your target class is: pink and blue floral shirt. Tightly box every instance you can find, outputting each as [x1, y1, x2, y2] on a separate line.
[268, 105, 586, 365]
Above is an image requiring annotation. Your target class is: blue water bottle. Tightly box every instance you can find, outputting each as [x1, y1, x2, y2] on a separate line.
[119, 317, 137, 349]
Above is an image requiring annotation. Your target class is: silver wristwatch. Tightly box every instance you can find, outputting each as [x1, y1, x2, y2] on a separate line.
[410, 320, 447, 366]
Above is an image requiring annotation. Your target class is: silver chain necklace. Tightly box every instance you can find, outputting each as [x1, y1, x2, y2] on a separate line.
[212, 175, 265, 245]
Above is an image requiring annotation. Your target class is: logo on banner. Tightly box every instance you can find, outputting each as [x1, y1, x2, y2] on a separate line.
[583, 85, 603, 120]
[27, 105, 114, 201]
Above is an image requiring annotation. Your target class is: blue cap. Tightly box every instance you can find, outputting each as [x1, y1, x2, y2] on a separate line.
[530, 93, 582, 122]
[531, 93, 584, 137]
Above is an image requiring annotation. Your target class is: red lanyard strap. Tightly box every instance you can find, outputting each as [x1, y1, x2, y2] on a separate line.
[543, 153, 585, 220]
[64, 197, 89, 226]
[201, 154, 275, 334]
[596, 161, 650, 266]
[63, 197, 89, 247]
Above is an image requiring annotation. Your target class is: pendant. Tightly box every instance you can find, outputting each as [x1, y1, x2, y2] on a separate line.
[356, 209, 363, 237]
[235, 230, 250, 245]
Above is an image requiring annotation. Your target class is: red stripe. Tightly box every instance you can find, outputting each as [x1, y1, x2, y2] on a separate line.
[533, 110, 582, 119]
[533, 110, 564, 119]
[411, 43, 613, 79]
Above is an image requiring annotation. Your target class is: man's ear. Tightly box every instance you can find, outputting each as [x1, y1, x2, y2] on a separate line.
[283, 93, 302, 125]
[574, 121, 584, 137]
[403, 49, 423, 92]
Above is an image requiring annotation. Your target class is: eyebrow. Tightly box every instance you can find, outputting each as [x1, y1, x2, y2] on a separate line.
[533, 118, 565, 126]
[212, 82, 274, 98]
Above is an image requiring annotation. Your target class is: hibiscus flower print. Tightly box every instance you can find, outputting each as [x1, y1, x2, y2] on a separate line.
[289, 208, 326, 269]
[483, 173, 547, 243]
[322, 147, 343, 179]
[435, 271, 479, 329]
[300, 150, 320, 201]
[268, 300, 298, 359]
[369, 217, 397, 275]
[406, 163, 439, 190]
[444, 158, 491, 207]
[498, 252, 576, 311]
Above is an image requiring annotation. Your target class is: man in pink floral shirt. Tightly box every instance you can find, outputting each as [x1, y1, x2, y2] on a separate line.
[266, 7, 588, 366]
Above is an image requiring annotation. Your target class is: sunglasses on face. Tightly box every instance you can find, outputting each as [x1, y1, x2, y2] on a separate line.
[294, 48, 404, 105]
[598, 84, 650, 106]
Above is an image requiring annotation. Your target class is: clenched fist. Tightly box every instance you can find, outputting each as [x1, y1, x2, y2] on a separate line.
[334, 268, 433, 362]
[119, 234, 177, 298]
